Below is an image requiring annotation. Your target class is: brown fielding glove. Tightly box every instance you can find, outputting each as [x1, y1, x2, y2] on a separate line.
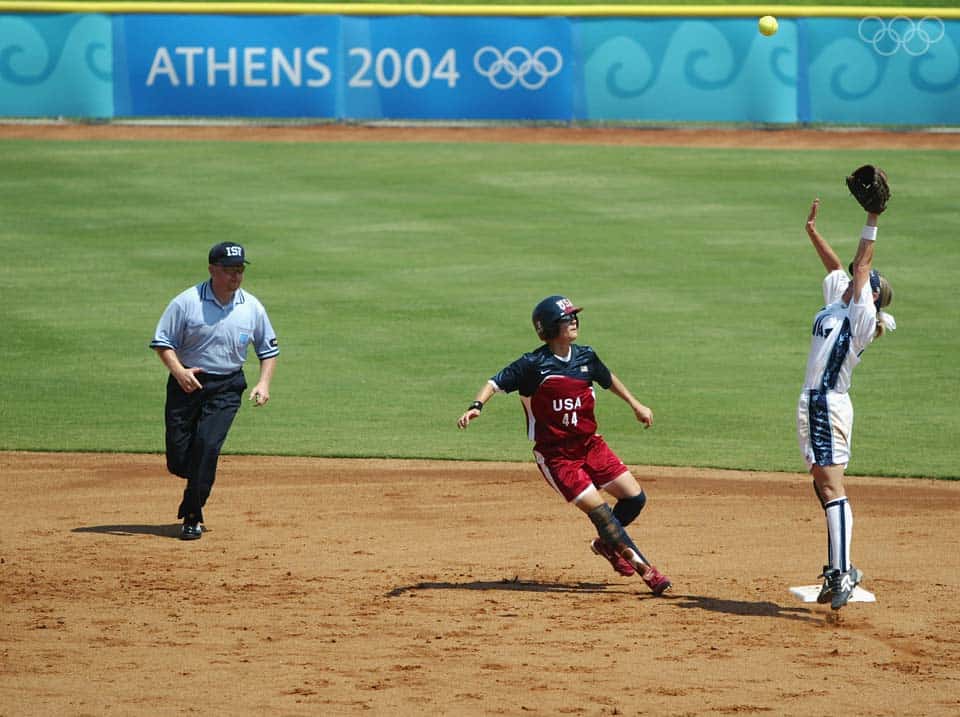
[846, 165, 890, 214]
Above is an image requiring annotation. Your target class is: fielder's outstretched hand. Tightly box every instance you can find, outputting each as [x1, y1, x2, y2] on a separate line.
[806, 197, 820, 233]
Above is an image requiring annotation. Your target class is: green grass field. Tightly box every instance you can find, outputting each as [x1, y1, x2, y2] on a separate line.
[1, 137, 956, 478]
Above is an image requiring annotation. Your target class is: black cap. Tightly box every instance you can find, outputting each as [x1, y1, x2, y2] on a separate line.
[208, 242, 249, 267]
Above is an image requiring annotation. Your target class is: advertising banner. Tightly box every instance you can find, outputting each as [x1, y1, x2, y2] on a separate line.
[0, 11, 957, 124]
[113, 14, 341, 118]
[113, 14, 572, 120]
[339, 15, 572, 121]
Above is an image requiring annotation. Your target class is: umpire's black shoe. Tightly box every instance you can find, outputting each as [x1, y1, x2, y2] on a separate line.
[180, 521, 203, 540]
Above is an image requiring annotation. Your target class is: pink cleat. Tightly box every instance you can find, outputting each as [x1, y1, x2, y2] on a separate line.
[590, 538, 636, 577]
[622, 548, 672, 596]
[640, 565, 672, 596]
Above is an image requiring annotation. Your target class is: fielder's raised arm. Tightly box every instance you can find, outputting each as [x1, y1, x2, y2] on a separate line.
[805, 198, 844, 273]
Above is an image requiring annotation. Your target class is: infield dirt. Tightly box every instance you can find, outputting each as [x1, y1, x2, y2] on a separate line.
[3, 122, 960, 150]
[2, 452, 959, 716]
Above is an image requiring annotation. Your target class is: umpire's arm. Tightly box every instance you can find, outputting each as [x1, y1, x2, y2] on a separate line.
[154, 348, 203, 393]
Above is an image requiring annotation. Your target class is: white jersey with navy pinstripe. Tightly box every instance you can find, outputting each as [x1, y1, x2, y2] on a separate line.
[802, 270, 877, 394]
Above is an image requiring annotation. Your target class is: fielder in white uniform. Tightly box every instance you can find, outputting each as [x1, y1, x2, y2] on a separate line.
[797, 198, 895, 610]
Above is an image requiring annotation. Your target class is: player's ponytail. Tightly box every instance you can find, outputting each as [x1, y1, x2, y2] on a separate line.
[873, 275, 894, 339]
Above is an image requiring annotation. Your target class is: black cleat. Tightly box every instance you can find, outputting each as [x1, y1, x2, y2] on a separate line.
[817, 565, 837, 604]
[830, 566, 863, 610]
[180, 521, 203, 540]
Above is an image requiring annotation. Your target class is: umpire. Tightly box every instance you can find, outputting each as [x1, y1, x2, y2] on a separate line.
[150, 242, 279, 540]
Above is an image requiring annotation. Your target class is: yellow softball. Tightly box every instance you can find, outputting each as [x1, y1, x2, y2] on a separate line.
[759, 15, 778, 36]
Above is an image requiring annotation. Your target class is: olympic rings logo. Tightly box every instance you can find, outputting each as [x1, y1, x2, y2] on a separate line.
[473, 46, 563, 90]
[858, 16, 945, 56]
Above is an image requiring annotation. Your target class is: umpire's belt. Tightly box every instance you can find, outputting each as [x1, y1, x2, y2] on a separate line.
[191, 369, 244, 389]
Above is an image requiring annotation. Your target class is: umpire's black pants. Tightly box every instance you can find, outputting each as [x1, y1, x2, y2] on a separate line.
[164, 369, 246, 523]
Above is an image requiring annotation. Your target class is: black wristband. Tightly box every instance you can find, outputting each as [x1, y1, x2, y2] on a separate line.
[469, 400, 484, 412]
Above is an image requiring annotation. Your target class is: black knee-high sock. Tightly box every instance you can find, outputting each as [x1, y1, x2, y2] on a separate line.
[587, 503, 650, 565]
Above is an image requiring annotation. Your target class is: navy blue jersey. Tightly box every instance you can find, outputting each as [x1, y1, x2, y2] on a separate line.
[491, 344, 612, 446]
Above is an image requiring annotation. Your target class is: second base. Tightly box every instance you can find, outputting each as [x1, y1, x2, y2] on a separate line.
[789, 584, 876, 603]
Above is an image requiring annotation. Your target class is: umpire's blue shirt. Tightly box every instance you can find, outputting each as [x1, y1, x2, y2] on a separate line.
[150, 280, 279, 375]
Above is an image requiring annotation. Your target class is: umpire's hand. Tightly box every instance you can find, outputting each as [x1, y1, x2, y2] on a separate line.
[175, 367, 204, 393]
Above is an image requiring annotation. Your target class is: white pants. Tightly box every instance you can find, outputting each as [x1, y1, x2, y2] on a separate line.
[797, 389, 853, 469]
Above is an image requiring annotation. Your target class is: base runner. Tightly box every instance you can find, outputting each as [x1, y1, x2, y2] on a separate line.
[457, 295, 671, 595]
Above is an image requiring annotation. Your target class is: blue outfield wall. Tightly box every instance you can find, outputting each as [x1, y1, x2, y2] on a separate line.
[0, 12, 958, 124]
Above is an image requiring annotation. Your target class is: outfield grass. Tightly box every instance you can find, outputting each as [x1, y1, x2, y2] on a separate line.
[0, 138, 956, 478]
